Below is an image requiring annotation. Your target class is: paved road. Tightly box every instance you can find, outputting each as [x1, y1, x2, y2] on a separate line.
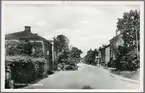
[24, 63, 140, 89]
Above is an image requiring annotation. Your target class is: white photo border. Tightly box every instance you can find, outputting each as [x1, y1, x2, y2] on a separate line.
[1, 1, 144, 92]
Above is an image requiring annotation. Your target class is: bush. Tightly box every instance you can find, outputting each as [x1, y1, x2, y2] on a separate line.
[5, 55, 46, 88]
[108, 57, 116, 68]
[64, 65, 74, 70]
[115, 48, 140, 71]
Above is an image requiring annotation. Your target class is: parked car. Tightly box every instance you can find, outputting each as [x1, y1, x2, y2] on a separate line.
[64, 65, 78, 70]
[47, 70, 54, 75]
[64, 65, 73, 70]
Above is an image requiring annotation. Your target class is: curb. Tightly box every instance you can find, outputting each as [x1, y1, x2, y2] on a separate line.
[101, 67, 140, 84]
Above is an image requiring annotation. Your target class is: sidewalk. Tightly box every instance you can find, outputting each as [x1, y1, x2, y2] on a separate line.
[100, 66, 140, 84]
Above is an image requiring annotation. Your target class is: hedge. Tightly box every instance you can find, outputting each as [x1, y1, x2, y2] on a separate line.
[115, 47, 140, 71]
[5, 55, 46, 88]
[119, 48, 140, 70]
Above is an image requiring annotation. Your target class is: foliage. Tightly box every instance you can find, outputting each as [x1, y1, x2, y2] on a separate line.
[94, 49, 98, 56]
[108, 57, 116, 68]
[114, 10, 140, 71]
[111, 69, 139, 80]
[116, 10, 140, 51]
[54, 35, 69, 52]
[53, 35, 70, 69]
[5, 41, 19, 55]
[68, 47, 82, 64]
[5, 40, 46, 88]
[120, 48, 140, 70]
[115, 45, 128, 70]
[58, 50, 70, 64]
[5, 56, 46, 88]
[84, 49, 97, 65]
[114, 45, 139, 70]
[57, 46, 82, 70]
[31, 42, 44, 57]
[54, 35, 82, 69]
[5, 40, 33, 56]
[5, 40, 44, 57]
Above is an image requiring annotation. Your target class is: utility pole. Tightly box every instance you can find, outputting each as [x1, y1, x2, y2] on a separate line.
[51, 38, 55, 71]
[136, 29, 139, 60]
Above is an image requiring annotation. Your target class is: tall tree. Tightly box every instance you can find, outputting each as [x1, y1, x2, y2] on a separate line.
[94, 49, 98, 56]
[116, 10, 140, 52]
[114, 10, 140, 70]
[53, 35, 69, 69]
[69, 47, 82, 59]
[54, 35, 69, 53]
[84, 49, 96, 65]
[69, 47, 82, 64]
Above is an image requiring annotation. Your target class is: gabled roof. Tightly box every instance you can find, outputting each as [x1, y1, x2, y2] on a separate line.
[5, 26, 51, 44]
[109, 33, 123, 42]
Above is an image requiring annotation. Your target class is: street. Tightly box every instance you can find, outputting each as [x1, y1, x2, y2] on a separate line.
[24, 63, 140, 89]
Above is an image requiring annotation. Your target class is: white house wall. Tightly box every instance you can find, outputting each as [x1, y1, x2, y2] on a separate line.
[105, 46, 110, 64]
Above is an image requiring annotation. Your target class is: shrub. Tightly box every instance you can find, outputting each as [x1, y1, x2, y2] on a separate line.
[5, 55, 46, 88]
[115, 48, 140, 71]
[108, 57, 116, 68]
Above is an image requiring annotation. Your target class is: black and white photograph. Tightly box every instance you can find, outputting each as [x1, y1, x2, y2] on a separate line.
[1, 1, 144, 92]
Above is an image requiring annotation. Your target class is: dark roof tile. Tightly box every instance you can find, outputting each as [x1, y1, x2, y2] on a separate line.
[5, 30, 51, 44]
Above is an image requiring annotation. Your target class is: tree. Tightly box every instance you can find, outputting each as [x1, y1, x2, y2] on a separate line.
[69, 47, 82, 64]
[115, 10, 140, 71]
[54, 35, 69, 52]
[53, 35, 70, 68]
[115, 45, 140, 70]
[58, 50, 70, 64]
[116, 10, 140, 52]
[115, 45, 127, 70]
[84, 49, 96, 65]
[94, 49, 98, 56]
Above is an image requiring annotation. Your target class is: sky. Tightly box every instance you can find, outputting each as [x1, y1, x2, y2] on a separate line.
[3, 2, 140, 57]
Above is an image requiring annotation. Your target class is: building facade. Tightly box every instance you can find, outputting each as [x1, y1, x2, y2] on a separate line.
[105, 45, 110, 66]
[5, 26, 53, 74]
[109, 32, 124, 60]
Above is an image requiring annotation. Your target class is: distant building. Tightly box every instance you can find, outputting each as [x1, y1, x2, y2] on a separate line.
[95, 49, 102, 66]
[109, 31, 124, 60]
[100, 47, 106, 66]
[5, 26, 53, 75]
[105, 44, 110, 66]
[98, 44, 110, 67]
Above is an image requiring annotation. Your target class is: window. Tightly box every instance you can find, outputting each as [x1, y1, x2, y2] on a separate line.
[47, 51, 49, 55]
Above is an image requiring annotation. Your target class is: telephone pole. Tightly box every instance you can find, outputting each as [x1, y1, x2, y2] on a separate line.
[135, 29, 139, 60]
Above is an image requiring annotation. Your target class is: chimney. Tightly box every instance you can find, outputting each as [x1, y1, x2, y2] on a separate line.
[116, 30, 118, 36]
[25, 26, 31, 32]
